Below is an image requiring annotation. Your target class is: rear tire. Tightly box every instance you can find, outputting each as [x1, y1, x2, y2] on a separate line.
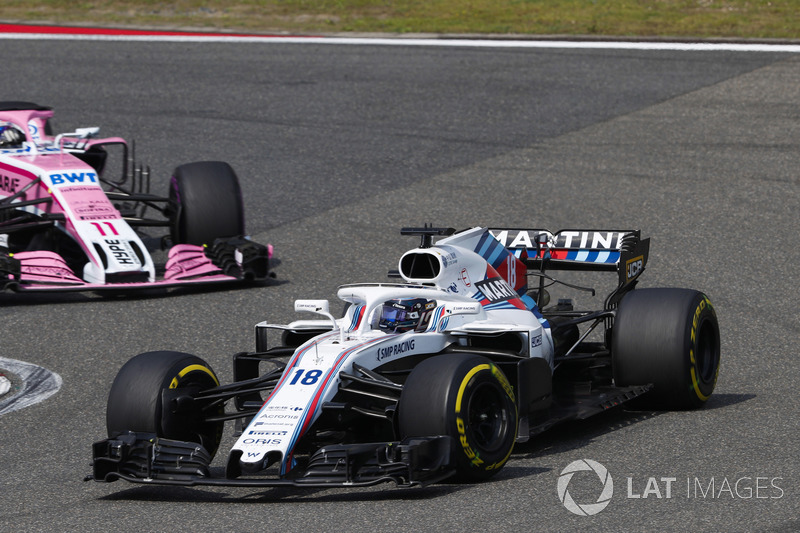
[612, 288, 720, 409]
[169, 161, 245, 246]
[106, 351, 224, 457]
[398, 354, 518, 481]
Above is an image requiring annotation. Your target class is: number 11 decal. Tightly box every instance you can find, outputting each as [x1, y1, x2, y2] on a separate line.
[90, 221, 119, 236]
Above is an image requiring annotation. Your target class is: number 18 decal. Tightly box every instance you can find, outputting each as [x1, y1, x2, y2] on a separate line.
[288, 368, 323, 386]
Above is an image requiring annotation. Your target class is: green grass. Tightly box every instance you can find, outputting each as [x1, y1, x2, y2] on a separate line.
[1, 1, 799, 39]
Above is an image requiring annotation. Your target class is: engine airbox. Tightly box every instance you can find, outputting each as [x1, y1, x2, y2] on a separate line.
[398, 250, 442, 283]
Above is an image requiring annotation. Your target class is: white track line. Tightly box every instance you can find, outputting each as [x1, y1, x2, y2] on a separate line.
[0, 357, 62, 416]
[0, 375, 9, 396]
[0, 32, 799, 52]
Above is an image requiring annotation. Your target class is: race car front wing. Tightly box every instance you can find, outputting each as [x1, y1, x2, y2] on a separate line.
[87, 432, 455, 488]
[1, 235, 271, 292]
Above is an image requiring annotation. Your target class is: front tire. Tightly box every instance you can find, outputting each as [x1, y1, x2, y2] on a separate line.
[612, 288, 720, 409]
[398, 354, 518, 481]
[106, 351, 224, 457]
[169, 161, 245, 246]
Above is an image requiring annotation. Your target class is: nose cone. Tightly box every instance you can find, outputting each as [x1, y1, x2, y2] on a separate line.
[226, 448, 283, 479]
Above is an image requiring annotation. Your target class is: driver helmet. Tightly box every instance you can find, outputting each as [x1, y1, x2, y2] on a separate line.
[0, 122, 25, 148]
[379, 297, 437, 333]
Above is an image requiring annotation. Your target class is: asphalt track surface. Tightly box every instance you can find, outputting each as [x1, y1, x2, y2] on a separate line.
[1, 35, 798, 532]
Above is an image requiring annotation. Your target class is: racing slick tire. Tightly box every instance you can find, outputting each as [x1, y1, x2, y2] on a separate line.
[169, 161, 245, 246]
[106, 351, 224, 457]
[612, 288, 720, 410]
[398, 354, 518, 481]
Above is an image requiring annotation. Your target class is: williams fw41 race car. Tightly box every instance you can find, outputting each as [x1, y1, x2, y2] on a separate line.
[0, 102, 271, 293]
[88, 225, 720, 489]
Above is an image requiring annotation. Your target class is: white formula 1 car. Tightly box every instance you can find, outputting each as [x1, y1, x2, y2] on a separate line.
[89, 225, 720, 488]
[0, 101, 270, 292]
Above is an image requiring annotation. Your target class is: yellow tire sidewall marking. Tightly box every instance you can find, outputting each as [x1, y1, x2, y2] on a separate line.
[454, 362, 517, 471]
[455, 363, 491, 414]
[169, 364, 219, 389]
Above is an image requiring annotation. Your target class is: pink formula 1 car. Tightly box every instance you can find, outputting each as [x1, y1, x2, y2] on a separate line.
[0, 102, 271, 293]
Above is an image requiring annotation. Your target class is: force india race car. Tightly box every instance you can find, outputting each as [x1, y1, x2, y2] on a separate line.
[0, 102, 270, 292]
[88, 225, 720, 489]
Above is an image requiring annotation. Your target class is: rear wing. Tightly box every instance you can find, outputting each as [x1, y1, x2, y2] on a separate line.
[488, 228, 650, 287]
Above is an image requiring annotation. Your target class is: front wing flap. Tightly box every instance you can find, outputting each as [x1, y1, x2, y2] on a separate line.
[88, 432, 455, 488]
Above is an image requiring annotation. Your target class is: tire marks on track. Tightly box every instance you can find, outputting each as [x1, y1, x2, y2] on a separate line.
[0, 357, 62, 416]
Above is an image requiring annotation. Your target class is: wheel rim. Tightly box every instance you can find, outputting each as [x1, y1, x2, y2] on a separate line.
[170, 369, 222, 452]
[466, 381, 510, 453]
